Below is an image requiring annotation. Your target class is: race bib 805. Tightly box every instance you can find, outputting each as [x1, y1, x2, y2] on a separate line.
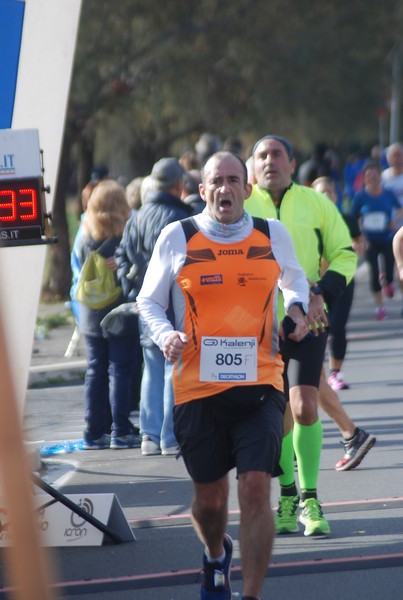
[199, 336, 257, 382]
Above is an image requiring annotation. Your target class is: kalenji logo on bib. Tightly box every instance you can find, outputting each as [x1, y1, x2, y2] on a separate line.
[200, 274, 223, 285]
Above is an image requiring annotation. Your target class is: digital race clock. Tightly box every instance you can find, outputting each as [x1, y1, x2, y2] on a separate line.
[0, 176, 46, 243]
[0, 129, 55, 247]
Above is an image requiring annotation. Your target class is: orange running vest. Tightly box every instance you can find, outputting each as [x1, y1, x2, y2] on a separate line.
[173, 218, 284, 405]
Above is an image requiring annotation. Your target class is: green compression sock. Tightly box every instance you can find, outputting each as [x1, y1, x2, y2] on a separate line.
[278, 429, 296, 489]
[293, 420, 323, 492]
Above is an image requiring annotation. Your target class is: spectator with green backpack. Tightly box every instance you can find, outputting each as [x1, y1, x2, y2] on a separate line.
[74, 179, 140, 450]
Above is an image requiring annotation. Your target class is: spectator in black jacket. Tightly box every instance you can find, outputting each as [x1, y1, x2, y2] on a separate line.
[116, 157, 193, 456]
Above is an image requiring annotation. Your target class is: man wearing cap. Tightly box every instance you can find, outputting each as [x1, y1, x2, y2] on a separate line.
[117, 157, 193, 456]
[245, 136, 357, 537]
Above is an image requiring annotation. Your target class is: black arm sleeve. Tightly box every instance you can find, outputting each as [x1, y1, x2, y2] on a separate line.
[318, 269, 348, 311]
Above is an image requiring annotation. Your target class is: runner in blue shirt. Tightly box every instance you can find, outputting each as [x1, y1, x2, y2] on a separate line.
[351, 160, 403, 320]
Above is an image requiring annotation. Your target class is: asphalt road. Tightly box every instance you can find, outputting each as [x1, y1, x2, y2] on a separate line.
[10, 263, 403, 599]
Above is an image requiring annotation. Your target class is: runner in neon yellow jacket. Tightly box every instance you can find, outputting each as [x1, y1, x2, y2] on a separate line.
[246, 135, 357, 537]
[245, 167, 356, 321]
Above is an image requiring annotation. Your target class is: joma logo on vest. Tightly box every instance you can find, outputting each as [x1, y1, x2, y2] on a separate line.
[217, 249, 244, 255]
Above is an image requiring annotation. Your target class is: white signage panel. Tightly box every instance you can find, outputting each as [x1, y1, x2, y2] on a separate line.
[0, 493, 135, 547]
[0, 128, 42, 179]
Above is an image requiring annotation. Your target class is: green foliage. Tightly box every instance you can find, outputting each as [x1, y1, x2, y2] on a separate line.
[35, 312, 73, 339]
[67, 0, 403, 172]
[47, 0, 403, 299]
[30, 372, 85, 389]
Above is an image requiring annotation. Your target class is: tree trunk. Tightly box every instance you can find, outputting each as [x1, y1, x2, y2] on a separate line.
[42, 132, 73, 300]
[75, 135, 94, 217]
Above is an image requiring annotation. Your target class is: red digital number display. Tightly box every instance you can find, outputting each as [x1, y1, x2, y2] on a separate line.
[0, 177, 45, 244]
[0, 187, 38, 221]
[0, 177, 42, 228]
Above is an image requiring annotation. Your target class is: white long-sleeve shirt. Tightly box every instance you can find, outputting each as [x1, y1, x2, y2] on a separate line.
[137, 209, 308, 351]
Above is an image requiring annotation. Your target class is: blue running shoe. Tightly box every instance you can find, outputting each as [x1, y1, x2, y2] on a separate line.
[200, 534, 233, 599]
[82, 433, 110, 450]
[110, 433, 141, 449]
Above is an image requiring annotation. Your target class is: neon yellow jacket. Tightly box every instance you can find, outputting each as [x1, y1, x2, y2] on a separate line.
[245, 182, 357, 317]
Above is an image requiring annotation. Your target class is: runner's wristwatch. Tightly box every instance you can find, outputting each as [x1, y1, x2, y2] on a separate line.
[310, 284, 324, 296]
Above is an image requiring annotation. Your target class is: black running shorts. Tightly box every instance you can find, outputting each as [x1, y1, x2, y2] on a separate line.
[173, 384, 286, 484]
[281, 329, 328, 398]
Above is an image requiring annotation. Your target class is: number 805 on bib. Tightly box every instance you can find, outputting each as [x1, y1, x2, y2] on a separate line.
[199, 336, 257, 382]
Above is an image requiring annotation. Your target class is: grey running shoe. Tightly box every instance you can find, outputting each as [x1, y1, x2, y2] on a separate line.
[335, 428, 376, 471]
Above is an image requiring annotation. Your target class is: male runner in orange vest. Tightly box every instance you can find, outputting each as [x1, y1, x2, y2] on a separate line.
[137, 151, 309, 600]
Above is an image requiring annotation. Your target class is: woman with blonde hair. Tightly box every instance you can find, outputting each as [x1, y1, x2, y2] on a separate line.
[75, 179, 140, 450]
